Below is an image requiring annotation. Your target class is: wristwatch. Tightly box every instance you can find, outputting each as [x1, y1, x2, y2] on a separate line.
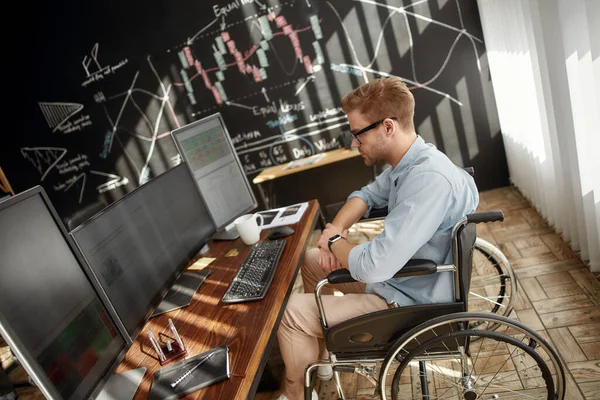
[327, 234, 344, 251]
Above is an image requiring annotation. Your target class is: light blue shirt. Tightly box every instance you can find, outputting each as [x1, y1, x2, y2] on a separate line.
[347, 136, 479, 306]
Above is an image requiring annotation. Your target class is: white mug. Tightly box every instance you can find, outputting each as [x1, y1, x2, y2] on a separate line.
[234, 213, 264, 245]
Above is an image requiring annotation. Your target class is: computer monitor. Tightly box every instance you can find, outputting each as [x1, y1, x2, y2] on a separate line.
[0, 187, 128, 400]
[70, 163, 215, 342]
[172, 113, 257, 237]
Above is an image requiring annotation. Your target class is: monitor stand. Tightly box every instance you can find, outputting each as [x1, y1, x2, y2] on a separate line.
[150, 271, 210, 318]
[96, 367, 146, 400]
[212, 222, 239, 240]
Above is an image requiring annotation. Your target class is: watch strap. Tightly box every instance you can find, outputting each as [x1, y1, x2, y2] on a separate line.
[327, 234, 343, 251]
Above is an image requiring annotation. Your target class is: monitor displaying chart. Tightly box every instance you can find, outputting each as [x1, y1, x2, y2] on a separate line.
[172, 113, 257, 230]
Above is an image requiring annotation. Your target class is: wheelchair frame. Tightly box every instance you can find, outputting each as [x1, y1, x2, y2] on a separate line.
[303, 211, 565, 400]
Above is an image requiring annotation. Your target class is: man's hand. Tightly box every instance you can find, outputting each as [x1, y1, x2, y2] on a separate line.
[316, 224, 350, 273]
[317, 223, 346, 250]
[318, 248, 339, 274]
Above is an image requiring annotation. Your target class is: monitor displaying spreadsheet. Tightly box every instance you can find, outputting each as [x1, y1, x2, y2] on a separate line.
[171, 113, 257, 230]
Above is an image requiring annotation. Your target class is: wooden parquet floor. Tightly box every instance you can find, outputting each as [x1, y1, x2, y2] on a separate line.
[256, 186, 600, 400]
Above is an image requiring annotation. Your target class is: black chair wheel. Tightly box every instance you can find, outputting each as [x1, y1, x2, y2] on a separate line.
[378, 313, 565, 400]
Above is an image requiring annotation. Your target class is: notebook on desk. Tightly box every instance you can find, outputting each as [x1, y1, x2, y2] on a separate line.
[149, 345, 230, 400]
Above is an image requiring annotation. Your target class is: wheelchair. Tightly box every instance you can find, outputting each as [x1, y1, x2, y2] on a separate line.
[304, 211, 565, 400]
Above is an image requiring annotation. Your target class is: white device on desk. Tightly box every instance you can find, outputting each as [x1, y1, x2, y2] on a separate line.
[257, 202, 309, 230]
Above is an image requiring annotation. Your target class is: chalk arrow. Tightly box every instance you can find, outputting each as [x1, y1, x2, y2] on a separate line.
[64, 173, 87, 204]
[188, 17, 219, 44]
[91, 170, 129, 193]
[255, 0, 267, 10]
[226, 101, 253, 110]
[261, 87, 270, 102]
[306, 0, 312, 7]
[220, 16, 227, 31]
[294, 75, 316, 96]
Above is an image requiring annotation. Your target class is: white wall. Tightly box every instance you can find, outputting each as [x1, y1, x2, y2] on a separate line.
[477, 0, 600, 271]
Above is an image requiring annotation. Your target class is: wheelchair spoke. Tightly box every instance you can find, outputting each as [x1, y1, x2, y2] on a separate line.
[383, 318, 560, 400]
[469, 291, 508, 307]
[475, 340, 522, 394]
[477, 273, 512, 282]
[480, 384, 540, 399]
[469, 330, 506, 379]
[435, 383, 463, 399]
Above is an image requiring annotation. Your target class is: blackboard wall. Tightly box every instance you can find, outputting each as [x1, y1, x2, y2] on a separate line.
[5, 0, 508, 221]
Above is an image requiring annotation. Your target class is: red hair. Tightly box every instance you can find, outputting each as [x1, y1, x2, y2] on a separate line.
[341, 77, 415, 132]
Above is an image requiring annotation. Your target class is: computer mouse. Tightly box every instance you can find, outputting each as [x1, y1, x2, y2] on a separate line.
[268, 226, 295, 239]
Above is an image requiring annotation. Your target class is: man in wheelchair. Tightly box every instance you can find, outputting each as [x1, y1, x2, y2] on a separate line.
[276, 77, 479, 400]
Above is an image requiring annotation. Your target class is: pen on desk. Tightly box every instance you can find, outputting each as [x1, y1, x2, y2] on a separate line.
[168, 318, 185, 351]
[170, 351, 216, 388]
[148, 329, 166, 361]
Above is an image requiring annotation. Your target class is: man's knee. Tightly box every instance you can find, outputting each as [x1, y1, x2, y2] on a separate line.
[280, 293, 302, 329]
[280, 293, 320, 333]
[302, 247, 321, 274]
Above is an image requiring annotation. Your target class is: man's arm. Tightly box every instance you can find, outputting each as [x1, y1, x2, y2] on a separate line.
[330, 197, 369, 229]
[322, 224, 357, 270]
[315, 198, 367, 273]
[348, 172, 453, 283]
[317, 169, 390, 272]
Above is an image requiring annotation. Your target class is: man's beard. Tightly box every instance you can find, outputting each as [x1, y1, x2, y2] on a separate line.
[361, 146, 385, 166]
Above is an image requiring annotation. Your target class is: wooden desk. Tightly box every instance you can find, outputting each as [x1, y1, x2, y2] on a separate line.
[116, 200, 321, 400]
[252, 148, 364, 209]
[253, 148, 361, 184]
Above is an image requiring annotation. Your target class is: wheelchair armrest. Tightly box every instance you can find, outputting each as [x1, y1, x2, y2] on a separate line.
[317, 259, 440, 328]
[394, 259, 437, 277]
[327, 269, 357, 284]
[325, 259, 438, 284]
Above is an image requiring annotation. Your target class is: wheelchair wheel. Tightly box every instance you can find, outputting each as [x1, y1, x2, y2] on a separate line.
[468, 238, 517, 329]
[378, 312, 565, 400]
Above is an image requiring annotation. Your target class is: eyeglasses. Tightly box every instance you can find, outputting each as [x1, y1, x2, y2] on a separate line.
[350, 117, 397, 144]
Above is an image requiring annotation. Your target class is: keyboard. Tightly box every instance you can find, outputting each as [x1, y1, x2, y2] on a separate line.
[222, 240, 286, 303]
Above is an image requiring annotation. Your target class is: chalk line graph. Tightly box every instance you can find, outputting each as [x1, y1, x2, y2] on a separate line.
[23, 0, 493, 195]
[97, 56, 182, 184]
[176, 0, 488, 173]
[324, 0, 484, 105]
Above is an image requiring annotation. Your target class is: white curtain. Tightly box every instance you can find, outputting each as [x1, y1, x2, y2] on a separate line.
[477, 0, 600, 271]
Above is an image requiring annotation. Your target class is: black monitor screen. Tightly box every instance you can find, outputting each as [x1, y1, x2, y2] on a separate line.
[70, 163, 215, 340]
[172, 113, 257, 230]
[0, 188, 127, 400]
